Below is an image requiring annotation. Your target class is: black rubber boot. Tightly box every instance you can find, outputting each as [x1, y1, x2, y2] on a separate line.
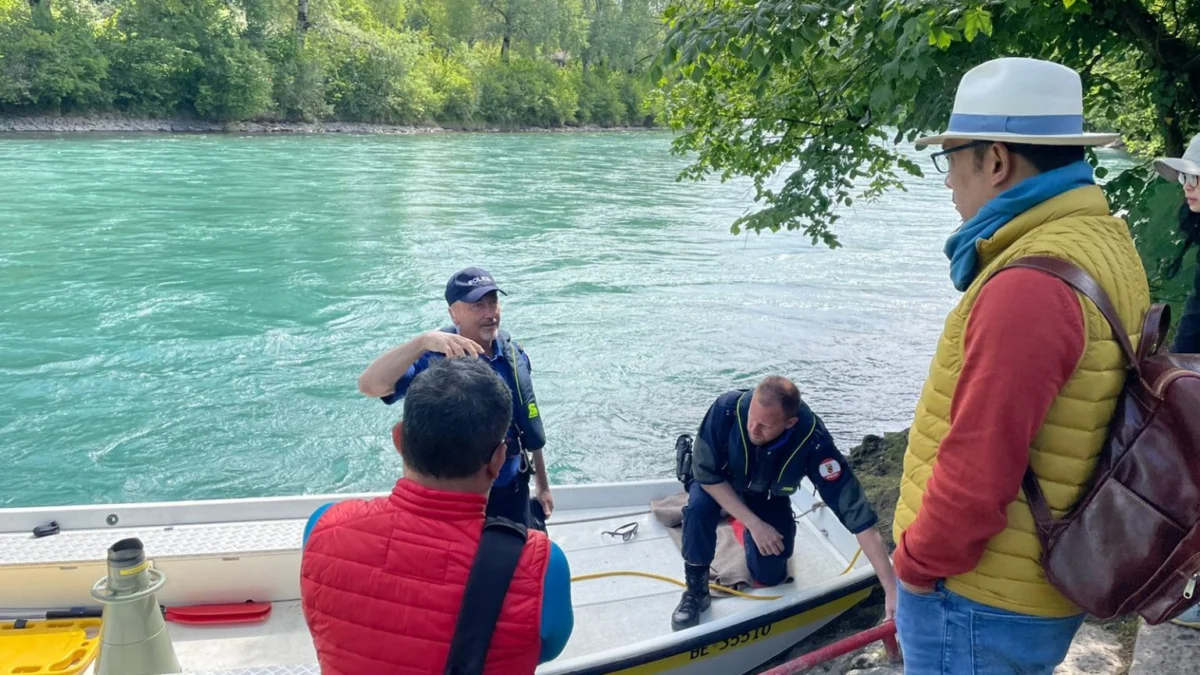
[671, 563, 712, 631]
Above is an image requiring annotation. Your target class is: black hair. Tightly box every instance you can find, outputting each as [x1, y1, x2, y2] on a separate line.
[973, 142, 1086, 174]
[1164, 202, 1200, 280]
[755, 376, 801, 418]
[400, 358, 512, 480]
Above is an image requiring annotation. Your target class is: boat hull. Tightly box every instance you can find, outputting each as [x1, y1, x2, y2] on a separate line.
[1, 478, 881, 675]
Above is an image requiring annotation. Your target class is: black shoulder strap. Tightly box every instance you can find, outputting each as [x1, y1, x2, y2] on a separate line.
[443, 516, 529, 675]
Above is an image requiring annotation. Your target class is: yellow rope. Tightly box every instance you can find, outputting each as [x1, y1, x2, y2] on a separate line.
[569, 547, 865, 603]
[840, 547, 863, 575]
[570, 570, 782, 600]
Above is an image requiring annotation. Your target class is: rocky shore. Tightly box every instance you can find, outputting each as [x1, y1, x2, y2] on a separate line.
[0, 115, 654, 134]
[751, 429, 1139, 675]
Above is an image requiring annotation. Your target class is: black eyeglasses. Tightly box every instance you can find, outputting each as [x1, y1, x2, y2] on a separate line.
[930, 140, 992, 174]
[602, 522, 639, 542]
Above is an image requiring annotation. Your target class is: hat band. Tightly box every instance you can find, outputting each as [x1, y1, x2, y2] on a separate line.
[948, 113, 1083, 136]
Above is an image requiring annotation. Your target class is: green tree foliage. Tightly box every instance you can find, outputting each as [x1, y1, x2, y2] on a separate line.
[656, 0, 1200, 311]
[0, 3, 109, 113]
[0, 0, 664, 126]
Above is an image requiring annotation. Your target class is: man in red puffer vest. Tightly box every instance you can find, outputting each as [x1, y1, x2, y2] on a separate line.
[300, 358, 574, 674]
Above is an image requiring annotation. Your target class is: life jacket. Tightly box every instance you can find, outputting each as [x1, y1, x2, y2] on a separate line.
[893, 185, 1151, 617]
[439, 326, 546, 456]
[300, 478, 551, 675]
[720, 390, 825, 498]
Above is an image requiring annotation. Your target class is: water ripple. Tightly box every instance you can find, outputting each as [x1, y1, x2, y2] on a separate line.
[0, 132, 1135, 507]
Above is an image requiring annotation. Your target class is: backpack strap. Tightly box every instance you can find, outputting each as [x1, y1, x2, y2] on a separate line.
[443, 516, 530, 675]
[1001, 256, 1139, 369]
[1020, 465, 1061, 543]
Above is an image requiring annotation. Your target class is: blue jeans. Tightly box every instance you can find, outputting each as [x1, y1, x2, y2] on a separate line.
[680, 481, 795, 585]
[895, 582, 1084, 675]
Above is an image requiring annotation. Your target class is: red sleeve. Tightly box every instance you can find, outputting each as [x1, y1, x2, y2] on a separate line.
[893, 268, 1085, 588]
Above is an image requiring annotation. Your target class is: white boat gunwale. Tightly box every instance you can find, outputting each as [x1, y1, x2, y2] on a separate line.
[0, 479, 686, 534]
[2, 477, 883, 674]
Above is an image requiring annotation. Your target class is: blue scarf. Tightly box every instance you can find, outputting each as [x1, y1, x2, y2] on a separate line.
[944, 160, 1095, 291]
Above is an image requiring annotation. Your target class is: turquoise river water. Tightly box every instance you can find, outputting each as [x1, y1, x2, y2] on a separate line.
[0, 132, 1134, 507]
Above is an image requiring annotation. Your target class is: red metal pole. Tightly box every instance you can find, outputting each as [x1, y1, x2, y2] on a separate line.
[881, 627, 901, 662]
[758, 620, 900, 675]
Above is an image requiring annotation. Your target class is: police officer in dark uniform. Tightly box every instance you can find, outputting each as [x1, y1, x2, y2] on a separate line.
[671, 376, 897, 630]
[357, 267, 553, 527]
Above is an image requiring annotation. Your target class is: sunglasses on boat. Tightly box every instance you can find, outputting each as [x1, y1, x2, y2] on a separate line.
[602, 522, 639, 542]
[1180, 173, 1199, 189]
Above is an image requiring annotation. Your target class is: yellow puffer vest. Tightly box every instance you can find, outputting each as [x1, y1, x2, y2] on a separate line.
[893, 185, 1150, 617]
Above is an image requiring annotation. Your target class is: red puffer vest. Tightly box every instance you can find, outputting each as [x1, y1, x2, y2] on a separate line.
[300, 478, 551, 675]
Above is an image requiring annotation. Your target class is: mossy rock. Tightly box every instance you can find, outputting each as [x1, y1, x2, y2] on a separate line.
[848, 428, 909, 551]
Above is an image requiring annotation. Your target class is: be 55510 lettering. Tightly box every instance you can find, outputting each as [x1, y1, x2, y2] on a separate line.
[688, 624, 773, 660]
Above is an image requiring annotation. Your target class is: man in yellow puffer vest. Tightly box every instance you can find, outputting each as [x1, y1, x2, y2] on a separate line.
[890, 58, 1150, 675]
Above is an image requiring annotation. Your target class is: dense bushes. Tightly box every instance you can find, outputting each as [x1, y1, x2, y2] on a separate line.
[477, 58, 577, 126]
[0, 5, 109, 113]
[0, 0, 658, 128]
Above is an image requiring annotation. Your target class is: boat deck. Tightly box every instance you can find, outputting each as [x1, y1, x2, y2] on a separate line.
[0, 480, 871, 673]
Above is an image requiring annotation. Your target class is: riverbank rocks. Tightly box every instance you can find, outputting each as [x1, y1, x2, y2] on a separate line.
[1130, 620, 1200, 675]
[0, 116, 654, 135]
[849, 429, 908, 549]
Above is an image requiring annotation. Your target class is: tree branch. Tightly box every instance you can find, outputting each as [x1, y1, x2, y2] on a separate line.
[738, 115, 833, 129]
[1091, 0, 1200, 109]
[1079, 49, 1105, 82]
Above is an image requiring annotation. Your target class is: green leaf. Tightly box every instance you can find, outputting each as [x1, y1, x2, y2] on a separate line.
[790, 38, 805, 60]
[978, 10, 993, 36]
[751, 47, 767, 69]
[869, 84, 891, 109]
[1063, 0, 1077, 8]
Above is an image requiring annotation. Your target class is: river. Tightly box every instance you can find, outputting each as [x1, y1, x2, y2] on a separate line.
[0, 131, 1135, 507]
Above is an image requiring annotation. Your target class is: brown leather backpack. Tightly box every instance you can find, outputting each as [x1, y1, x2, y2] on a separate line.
[996, 256, 1200, 623]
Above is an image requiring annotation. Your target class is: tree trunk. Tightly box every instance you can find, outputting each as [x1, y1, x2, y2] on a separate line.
[1158, 96, 1187, 158]
[298, 0, 310, 35]
[1092, 0, 1200, 130]
[501, 32, 511, 62]
[28, 0, 52, 30]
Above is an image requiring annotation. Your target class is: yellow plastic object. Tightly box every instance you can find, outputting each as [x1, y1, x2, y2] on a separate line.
[0, 619, 101, 675]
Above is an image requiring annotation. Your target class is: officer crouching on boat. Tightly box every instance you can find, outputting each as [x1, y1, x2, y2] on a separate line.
[357, 267, 553, 529]
[671, 376, 898, 630]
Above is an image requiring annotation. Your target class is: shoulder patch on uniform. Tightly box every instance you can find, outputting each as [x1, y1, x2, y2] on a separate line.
[818, 458, 842, 482]
[527, 402, 540, 419]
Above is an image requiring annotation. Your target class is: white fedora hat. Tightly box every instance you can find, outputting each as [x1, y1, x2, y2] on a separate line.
[1154, 134, 1200, 182]
[915, 57, 1120, 150]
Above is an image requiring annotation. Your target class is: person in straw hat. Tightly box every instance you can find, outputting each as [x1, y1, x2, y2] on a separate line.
[1152, 135, 1200, 357]
[890, 57, 1150, 673]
